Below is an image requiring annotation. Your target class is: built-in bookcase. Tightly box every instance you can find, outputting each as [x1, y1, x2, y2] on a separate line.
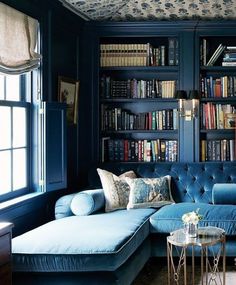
[198, 35, 236, 162]
[82, 21, 236, 165]
[99, 36, 180, 163]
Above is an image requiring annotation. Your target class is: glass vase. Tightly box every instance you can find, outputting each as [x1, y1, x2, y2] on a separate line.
[185, 223, 198, 238]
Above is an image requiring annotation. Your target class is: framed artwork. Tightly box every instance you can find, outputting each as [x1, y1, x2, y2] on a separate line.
[58, 76, 79, 124]
[224, 113, 236, 129]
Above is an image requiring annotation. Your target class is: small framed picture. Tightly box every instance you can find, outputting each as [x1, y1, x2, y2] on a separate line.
[58, 76, 79, 124]
[224, 113, 236, 129]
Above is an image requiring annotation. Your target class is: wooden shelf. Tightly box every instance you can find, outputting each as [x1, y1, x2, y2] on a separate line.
[100, 66, 179, 72]
[200, 66, 236, 72]
[102, 130, 178, 134]
[200, 129, 235, 134]
[100, 98, 178, 103]
[200, 97, 236, 103]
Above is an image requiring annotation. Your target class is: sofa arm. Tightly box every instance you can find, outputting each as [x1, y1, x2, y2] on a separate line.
[212, 183, 236, 204]
[55, 193, 76, 220]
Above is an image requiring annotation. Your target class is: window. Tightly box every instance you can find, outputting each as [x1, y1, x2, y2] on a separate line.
[0, 3, 66, 201]
[0, 73, 32, 200]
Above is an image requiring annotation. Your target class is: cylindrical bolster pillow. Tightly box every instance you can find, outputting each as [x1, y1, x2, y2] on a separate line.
[70, 189, 105, 216]
[55, 193, 77, 220]
[212, 184, 236, 204]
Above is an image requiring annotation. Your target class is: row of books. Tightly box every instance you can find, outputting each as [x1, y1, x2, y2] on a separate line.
[100, 76, 177, 99]
[100, 38, 178, 67]
[101, 107, 178, 131]
[102, 138, 178, 162]
[201, 103, 236, 130]
[200, 76, 236, 98]
[201, 139, 235, 161]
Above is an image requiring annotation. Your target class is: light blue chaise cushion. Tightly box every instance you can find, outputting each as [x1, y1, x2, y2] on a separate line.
[12, 208, 156, 272]
[150, 202, 236, 236]
[212, 183, 236, 205]
[70, 189, 105, 216]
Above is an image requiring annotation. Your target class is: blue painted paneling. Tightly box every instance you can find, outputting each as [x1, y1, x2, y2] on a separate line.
[45, 102, 67, 191]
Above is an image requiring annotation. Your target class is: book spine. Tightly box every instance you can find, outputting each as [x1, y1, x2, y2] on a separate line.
[168, 38, 175, 66]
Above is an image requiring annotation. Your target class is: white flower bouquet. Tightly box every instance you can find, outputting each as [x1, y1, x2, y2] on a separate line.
[182, 208, 203, 225]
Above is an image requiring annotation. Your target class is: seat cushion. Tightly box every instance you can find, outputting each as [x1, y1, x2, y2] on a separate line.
[12, 208, 156, 272]
[150, 202, 236, 236]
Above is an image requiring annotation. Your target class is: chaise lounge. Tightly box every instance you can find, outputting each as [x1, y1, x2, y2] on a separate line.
[12, 162, 236, 285]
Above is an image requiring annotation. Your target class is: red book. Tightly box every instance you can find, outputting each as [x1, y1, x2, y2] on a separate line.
[214, 78, 221, 97]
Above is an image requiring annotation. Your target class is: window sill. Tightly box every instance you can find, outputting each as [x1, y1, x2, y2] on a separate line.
[0, 192, 44, 212]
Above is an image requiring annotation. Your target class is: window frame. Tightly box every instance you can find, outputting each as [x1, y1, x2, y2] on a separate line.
[0, 79, 32, 202]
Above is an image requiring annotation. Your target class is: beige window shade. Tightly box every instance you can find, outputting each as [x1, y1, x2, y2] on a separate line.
[0, 3, 41, 74]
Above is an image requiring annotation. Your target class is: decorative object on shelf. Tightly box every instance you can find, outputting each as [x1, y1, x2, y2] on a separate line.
[182, 208, 203, 238]
[175, 90, 200, 121]
[224, 113, 236, 129]
[58, 76, 79, 124]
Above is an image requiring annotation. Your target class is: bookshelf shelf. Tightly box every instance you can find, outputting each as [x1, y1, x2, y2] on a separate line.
[200, 98, 236, 103]
[101, 98, 178, 103]
[102, 130, 178, 134]
[200, 129, 235, 134]
[100, 66, 179, 72]
[200, 66, 236, 72]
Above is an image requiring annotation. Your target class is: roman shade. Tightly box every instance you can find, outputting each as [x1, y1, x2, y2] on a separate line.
[0, 3, 41, 74]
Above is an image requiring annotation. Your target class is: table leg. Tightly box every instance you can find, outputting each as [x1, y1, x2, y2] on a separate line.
[222, 236, 226, 285]
[201, 247, 204, 285]
[167, 241, 171, 285]
[184, 247, 187, 285]
[205, 247, 208, 285]
[192, 245, 195, 285]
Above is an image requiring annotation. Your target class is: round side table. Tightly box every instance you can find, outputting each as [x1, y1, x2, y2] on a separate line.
[167, 226, 226, 285]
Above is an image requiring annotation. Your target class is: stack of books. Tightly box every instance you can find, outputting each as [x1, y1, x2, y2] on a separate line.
[222, 46, 236, 66]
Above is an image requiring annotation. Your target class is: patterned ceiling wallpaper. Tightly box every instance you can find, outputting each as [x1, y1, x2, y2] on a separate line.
[61, 0, 236, 21]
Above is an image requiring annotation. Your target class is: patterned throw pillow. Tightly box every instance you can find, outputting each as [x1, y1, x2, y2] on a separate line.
[97, 168, 137, 212]
[125, 176, 174, 209]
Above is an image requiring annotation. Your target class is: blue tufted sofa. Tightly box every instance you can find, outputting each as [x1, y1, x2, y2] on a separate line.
[12, 162, 236, 285]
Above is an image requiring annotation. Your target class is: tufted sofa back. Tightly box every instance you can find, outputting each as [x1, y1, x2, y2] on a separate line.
[88, 162, 236, 204]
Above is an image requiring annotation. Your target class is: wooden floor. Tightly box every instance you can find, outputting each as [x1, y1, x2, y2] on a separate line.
[133, 258, 236, 285]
